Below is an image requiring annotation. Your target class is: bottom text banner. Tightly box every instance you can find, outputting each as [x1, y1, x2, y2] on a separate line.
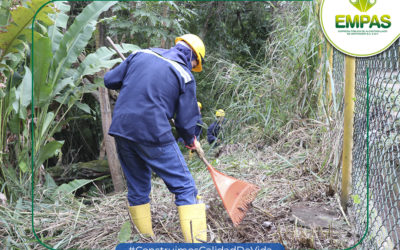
[116, 243, 285, 250]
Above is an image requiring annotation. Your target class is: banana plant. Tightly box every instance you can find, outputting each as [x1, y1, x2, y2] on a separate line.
[0, 0, 56, 196]
[32, 1, 140, 179]
[0, 0, 140, 199]
[32, 1, 119, 176]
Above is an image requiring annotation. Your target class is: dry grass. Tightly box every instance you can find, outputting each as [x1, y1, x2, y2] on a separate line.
[0, 118, 360, 249]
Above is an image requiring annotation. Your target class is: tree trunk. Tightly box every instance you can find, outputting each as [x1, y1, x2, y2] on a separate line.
[200, 2, 216, 39]
[130, 1, 137, 41]
[160, 4, 169, 48]
[98, 86, 124, 192]
[96, 13, 125, 193]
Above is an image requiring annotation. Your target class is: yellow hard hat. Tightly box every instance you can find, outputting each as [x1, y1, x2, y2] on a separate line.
[215, 109, 225, 117]
[175, 34, 205, 72]
[197, 102, 202, 110]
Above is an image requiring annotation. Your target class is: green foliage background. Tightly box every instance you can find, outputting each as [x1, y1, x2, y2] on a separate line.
[0, 0, 324, 200]
[0, 0, 335, 248]
[0, 2, 328, 247]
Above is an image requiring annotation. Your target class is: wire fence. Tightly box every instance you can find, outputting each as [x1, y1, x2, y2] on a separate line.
[331, 39, 400, 249]
[332, 48, 345, 114]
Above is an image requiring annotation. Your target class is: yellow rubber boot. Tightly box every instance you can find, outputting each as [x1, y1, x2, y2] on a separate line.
[129, 203, 154, 237]
[178, 203, 207, 243]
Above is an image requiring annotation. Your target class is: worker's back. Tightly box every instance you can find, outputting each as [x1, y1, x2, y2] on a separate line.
[104, 47, 199, 146]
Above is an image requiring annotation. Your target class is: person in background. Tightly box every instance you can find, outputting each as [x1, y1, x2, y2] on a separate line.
[195, 102, 204, 139]
[103, 34, 207, 243]
[207, 109, 226, 146]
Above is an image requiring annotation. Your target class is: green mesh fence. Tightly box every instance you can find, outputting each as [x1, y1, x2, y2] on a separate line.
[331, 48, 345, 199]
[332, 48, 345, 113]
[332, 39, 400, 249]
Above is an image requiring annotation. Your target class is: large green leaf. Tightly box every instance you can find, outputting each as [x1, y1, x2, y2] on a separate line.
[0, 0, 54, 58]
[52, 179, 94, 199]
[12, 67, 31, 119]
[73, 44, 140, 81]
[26, 0, 54, 26]
[0, 0, 11, 27]
[40, 111, 55, 138]
[9, 87, 18, 113]
[18, 149, 29, 173]
[18, 66, 32, 108]
[19, 161, 28, 173]
[8, 112, 20, 134]
[19, 28, 43, 44]
[33, 36, 53, 106]
[51, 76, 74, 99]
[118, 221, 132, 243]
[115, 43, 141, 55]
[75, 102, 91, 114]
[48, 1, 70, 53]
[44, 172, 57, 190]
[50, 1, 116, 86]
[73, 46, 121, 81]
[2, 43, 25, 70]
[36, 140, 63, 168]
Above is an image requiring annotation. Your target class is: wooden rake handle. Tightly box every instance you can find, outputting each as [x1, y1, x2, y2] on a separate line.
[106, 36, 126, 60]
[194, 139, 211, 168]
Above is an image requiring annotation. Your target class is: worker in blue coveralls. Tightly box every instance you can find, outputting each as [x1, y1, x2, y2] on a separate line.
[207, 109, 226, 146]
[104, 34, 206, 243]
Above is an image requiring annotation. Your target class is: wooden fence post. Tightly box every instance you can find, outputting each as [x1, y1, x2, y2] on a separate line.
[96, 16, 125, 193]
[326, 43, 334, 113]
[98, 86, 125, 192]
[341, 55, 356, 211]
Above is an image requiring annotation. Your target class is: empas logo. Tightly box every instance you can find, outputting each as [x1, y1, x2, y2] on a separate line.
[350, 0, 376, 12]
[335, 0, 391, 29]
[320, 0, 400, 57]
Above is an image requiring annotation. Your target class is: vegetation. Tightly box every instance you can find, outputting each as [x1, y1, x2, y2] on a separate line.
[196, 3, 322, 147]
[0, 1, 350, 249]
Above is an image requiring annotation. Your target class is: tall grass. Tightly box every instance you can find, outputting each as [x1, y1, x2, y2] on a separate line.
[197, 2, 323, 145]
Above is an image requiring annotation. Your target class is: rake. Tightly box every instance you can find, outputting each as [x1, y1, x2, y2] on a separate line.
[194, 140, 260, 226]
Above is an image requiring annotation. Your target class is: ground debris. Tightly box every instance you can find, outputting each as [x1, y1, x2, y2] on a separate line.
[3, 120, 357, 249]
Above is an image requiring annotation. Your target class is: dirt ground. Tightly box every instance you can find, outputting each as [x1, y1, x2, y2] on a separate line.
[26, 120, 360, 249]
[146, 126, 358, 249]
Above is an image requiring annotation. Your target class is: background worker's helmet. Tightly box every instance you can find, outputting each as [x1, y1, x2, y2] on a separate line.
[175, 34, 205, 72]
[197, 102, 202, 110]
[215, 109, 225, 117]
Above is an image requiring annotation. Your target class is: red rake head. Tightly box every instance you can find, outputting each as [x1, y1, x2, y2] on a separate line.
[224, 182, 260, 226]
[207, 165, 260, 227]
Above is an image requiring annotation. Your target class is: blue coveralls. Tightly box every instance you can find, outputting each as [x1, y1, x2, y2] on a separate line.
[104, 44, 201, 206]
[177, 115, 203, 144]
[207, 119, 225, 145]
